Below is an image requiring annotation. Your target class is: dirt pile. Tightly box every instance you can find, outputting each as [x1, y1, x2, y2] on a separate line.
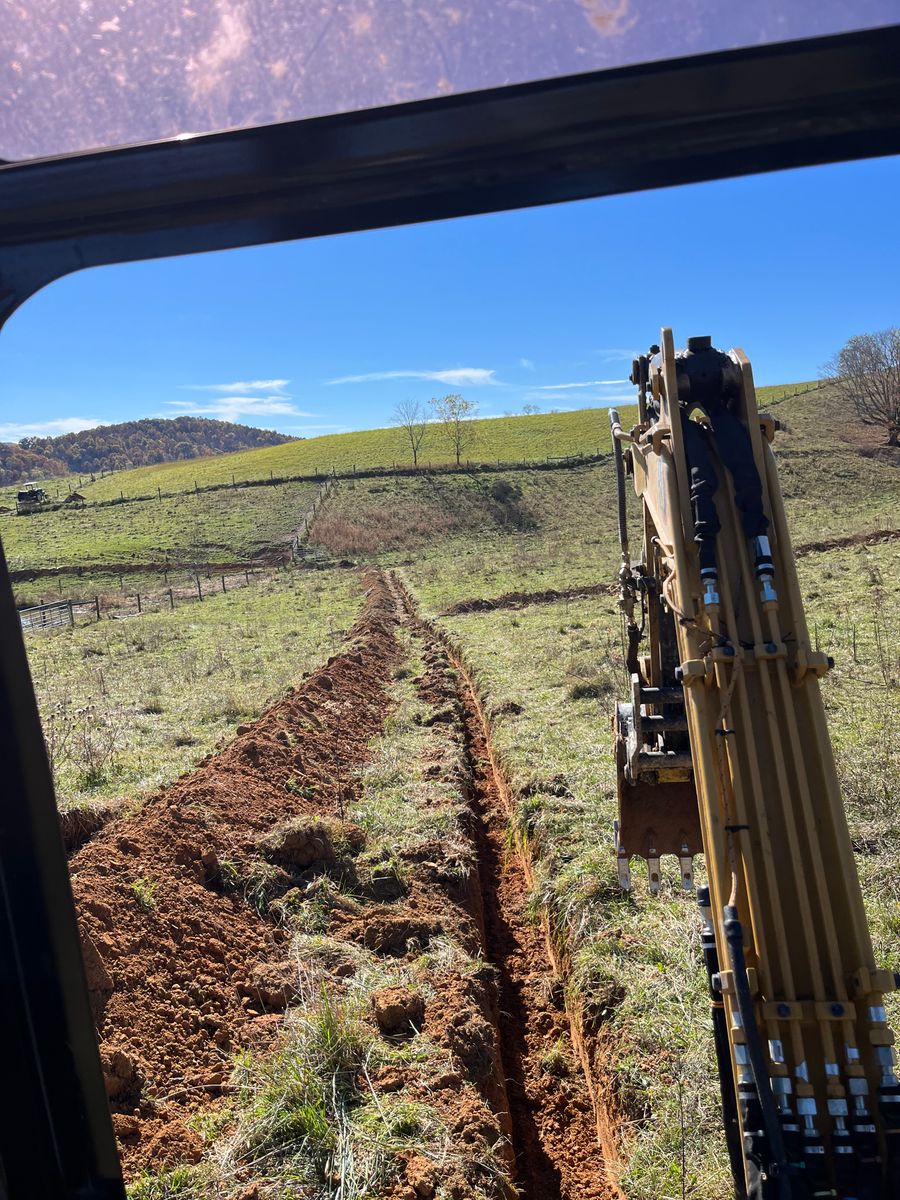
[71, 571, 401, 1170]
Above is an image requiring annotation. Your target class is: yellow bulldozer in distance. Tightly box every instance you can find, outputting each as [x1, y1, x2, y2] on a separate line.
[609, 330, 899, 1199]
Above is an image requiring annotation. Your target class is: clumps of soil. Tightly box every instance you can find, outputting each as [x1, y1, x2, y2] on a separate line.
[257, 815, 366, 869]
[237, 962, 301, 1012]
[372, 986, 425, 1036]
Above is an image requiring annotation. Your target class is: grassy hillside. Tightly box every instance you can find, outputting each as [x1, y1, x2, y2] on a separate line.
[2, 480, 318, 574]
[74, 406, 621, 501]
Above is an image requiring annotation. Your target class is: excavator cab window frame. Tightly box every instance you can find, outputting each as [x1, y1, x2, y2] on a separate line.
[0, 23, 899, 1199]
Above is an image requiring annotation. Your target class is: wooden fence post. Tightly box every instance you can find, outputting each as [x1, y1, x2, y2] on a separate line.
[221, 574, 226, 593]
[135, 593, 142, 613]
[244, 569, 250, 585]
[67, 600, 74, 628]
[196, 576, 203, 600]
[95, 595, 101, 621]
[157, 486, 162, 501]
[168, 588, 175, 611]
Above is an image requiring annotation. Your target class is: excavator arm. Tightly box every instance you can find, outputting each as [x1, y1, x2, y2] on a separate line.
[610, 329, 899, 1199]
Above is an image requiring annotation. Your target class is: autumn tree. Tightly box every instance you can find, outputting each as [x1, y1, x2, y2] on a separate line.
[824, 327, 900, 445]
[431, 394, 478, 465]
[393, 398, 429, 467]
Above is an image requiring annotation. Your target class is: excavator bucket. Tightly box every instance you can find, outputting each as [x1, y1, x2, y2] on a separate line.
[613, 673, 701, 893]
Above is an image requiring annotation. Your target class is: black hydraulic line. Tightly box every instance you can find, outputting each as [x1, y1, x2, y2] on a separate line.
[722, 905, 793, 1200]
[698, 888, 747, 1200]
[609, 408, 643, 676]
[609, 409, 630, 566]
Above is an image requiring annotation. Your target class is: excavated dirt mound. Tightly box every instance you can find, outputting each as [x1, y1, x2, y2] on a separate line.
[72, 572, 401, 1171]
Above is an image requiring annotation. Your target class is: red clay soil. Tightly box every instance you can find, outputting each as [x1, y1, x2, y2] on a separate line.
[441, 583, 615, 617]
[71, 570, 402, 1172]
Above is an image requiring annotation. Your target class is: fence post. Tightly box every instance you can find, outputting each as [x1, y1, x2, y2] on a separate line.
[95, 595, 101, 621]
[67, 600, 74, 628]
[157, 486, 162, 501]
[221, 574, 226, 593]
[245, 569, 250, 585]
[135, 592, 142, 614]
[196, 576, 203, 601]
[168, 588, 175, 611]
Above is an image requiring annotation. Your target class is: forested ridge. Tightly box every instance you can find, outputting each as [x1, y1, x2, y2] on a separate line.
[0, 417, 295, 484]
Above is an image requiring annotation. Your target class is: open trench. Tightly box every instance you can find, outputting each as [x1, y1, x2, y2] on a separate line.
[70, 567, 615, 1197]
[386, 572, 612, 1200]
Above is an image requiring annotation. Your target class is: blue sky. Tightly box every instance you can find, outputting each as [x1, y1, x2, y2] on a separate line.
[1, 153, 897, 443]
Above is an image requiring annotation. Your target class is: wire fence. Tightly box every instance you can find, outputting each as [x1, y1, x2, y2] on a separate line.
[20, 565, 273, 634]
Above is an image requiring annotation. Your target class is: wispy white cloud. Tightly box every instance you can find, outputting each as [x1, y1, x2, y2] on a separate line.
[595, 348, 638, 362]
[182, 379, 290, 394]
[170, 377, 317, 422]
[534, 379, 628, 391]
[519, 357, 535, 370]
[165, 396, 317, 422]
[0, 416, 102, 442]
[327, 367, 497, 388]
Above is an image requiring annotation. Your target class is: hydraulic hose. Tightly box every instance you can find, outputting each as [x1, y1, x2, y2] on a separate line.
[722, 904, 793, 1200]
[608, 409, 630, 566]
[698, 888, 747, 1199]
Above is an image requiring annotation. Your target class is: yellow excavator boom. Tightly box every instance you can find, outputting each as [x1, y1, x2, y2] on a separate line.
[610, 329, 899, 1199]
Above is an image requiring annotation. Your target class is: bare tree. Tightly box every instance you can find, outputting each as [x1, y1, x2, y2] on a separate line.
[522, 403, 540, 415]
[393, 398, 429, 466]
[431, 394, 478, 465]
[824, 327, 900, 445]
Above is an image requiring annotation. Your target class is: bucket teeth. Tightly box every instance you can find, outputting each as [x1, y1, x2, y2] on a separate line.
[614, 820, 632, 890]
[679, 842, 694, 890]
[617, 855, 632, 891]
[647, 848, 661, 895]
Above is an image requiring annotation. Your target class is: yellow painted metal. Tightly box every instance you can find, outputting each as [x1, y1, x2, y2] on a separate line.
[625, 328, 897, 1193]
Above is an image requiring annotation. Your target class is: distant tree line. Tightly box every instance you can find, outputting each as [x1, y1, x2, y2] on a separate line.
[0, 417, 295, 485]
